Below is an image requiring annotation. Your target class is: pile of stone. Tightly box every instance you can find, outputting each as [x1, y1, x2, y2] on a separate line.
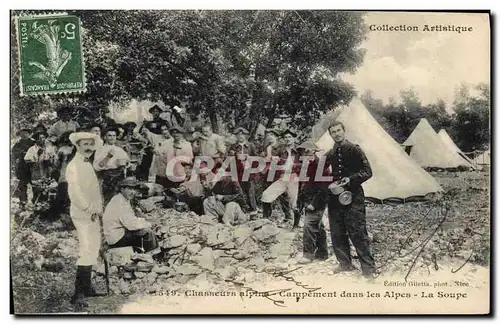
[11, 228, 79, 272]
[102, 208, 294, 295]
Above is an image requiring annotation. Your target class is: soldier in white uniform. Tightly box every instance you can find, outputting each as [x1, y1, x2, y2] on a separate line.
[66, 132, 106, 308]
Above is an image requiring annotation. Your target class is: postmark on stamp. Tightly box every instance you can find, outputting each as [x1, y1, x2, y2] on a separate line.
[16, 14, 86, 96]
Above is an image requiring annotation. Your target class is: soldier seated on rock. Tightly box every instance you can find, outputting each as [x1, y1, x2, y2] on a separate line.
[103, 177, 159, 252]
[167, 162, 205, 215]
[202, 173, 250, 226]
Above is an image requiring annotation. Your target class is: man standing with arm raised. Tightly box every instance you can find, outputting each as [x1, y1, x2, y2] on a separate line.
[93, 126, 131, 205]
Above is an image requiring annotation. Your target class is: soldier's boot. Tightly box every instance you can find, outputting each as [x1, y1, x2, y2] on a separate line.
[70, 266, 88, 309]
[81, 266, 107, 297]
[292, 209, 301, 229]
[332, 264, 357, 274]
[279, 197, 293, 222]
[262, 202, 272, 219]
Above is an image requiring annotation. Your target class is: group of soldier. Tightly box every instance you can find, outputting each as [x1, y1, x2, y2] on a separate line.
[11, 103, 376, 309]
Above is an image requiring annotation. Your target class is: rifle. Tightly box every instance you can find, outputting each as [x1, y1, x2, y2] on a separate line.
[292, 186, 305, 230]
[97, 214, 110, 296]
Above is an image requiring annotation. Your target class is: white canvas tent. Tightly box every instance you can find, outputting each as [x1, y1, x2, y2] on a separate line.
[315, 99, 443, 202]
[402, 119, 473, 170]
[474, 150, 490, 165]
[438, 129, 477, 170]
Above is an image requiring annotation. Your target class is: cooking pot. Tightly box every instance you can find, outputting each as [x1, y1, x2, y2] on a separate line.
[339, 191, 353, 206]
[328, 181, 345, 195]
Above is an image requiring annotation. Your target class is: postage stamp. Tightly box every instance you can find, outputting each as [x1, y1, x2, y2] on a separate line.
[15, 14, 86, 96]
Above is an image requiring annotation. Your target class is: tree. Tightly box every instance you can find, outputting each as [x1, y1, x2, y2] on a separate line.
[360, 89, 454, 144]
[450, 83, 490, 152]
[11, 10, 367, 136]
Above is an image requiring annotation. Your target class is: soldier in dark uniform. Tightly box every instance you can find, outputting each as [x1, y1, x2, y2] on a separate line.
[12, 128, 34, 202]
[143, 105, 171, 134]
[228, 127, 258, 217]
[324, 121, 375, 277]
[296, 141, 331, 264]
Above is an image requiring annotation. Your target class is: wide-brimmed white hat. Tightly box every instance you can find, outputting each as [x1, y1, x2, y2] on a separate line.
[69, 132, 99, 146]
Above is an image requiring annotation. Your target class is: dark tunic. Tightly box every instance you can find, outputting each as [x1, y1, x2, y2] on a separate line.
[12, 138, 35, 201]
[228, 142, 258, 211]
[325, 140, 372, 209]
[143, 118, 170, 135]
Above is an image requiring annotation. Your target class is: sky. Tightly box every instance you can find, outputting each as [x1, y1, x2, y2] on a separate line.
[342, 12, 490, 107]
[112, 12, 491, 122]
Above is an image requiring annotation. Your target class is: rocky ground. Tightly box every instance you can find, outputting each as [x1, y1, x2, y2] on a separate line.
[10, 170, 490, 314]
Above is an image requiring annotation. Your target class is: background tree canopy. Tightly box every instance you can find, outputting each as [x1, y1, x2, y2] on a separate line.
[11, 10, 490, 151]
[360, 83, 490, 153]
[11, 10, 365, 137]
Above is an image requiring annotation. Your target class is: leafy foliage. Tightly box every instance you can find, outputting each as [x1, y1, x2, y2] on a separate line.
[11, 10, 366, 135]
[360, 84, 490, 151]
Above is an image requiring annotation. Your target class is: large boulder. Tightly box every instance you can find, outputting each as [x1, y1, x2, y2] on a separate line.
[163, 235, 188, 248]
[152, 265, 171, 274]
[107, 247, 134, 266]
[246, 256, 266, 270]
[252, 224, 279, 243]
[136, 261, 154, 272]
[192, 247, 216, 271]
[186, 243, 202, 255]
[214, 266, 238, 281]
[137, 196, 164, 213]
[214, 255, 236, 269]
[134, 271, 146, 279]
[119, 279, 131, 294]
[30, 231, 46, 245]
[174, 263, 202, 276]
[247, 219, 272, 231]
[233, 226, 253, 245]
[238, 238, 260, 256]
[206, 228, 233, 246]
[131, 253, 154, 264]
[144, 272, 158, 285]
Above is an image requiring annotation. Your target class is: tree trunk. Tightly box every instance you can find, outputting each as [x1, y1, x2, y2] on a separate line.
[266, 101, 276, 128]
[207, 100, 219, 133]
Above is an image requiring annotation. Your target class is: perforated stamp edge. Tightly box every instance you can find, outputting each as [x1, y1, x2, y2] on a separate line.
[13, 11, 87, 97]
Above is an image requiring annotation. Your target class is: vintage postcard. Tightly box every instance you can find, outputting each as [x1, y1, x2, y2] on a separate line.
[9, 10, 491, 315]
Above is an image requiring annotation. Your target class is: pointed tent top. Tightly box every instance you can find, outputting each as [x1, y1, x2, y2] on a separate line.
[438, 128, 477, 169]
[403, 118, 435, 146]
[315, 98, 443, 202]
[403, 119, 472, 169]
[438, 129, 476, 170]
[438, 129, 462, 153]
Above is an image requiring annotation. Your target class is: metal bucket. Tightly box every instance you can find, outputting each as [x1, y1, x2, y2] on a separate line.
[338, 191, 353, 206]
[328, 181, 345, 195]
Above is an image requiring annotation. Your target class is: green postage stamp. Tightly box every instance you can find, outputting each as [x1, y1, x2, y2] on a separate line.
[16, 13, 86, 96]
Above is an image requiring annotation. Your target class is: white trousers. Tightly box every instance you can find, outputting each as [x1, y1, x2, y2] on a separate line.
[71, 207, 101, 266]
[203, 197, 248, 225]
[261, 178, 299, 209]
